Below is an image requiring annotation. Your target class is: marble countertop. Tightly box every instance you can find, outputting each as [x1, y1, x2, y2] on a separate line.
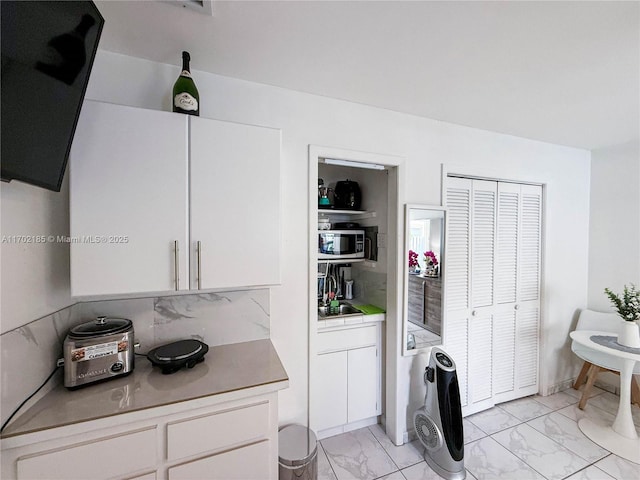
[1, 339, 288, 439]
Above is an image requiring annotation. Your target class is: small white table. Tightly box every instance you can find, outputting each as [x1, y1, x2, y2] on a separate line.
[570, 330, 640, 463]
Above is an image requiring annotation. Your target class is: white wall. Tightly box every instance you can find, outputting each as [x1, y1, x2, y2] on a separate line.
[1, 178, 72, 333]
[1, 49, 592, 439]
[588, 140, 640, 311]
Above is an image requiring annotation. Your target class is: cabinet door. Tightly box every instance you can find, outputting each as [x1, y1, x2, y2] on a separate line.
[70, 101, 189, 296]
[313, 351, 348, 431]
[168, 440, 271, 480]
[347, 346, 380, 423]
[189, 117, 281, 290]
[16, 427, 156, 480]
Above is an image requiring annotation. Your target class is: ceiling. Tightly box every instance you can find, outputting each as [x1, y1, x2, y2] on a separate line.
[95, 1, 639, 151]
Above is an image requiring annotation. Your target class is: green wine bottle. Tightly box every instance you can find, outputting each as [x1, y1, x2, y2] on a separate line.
[172, 51, 199, 116]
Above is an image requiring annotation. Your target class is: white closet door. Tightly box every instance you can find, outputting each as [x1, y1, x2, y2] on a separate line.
[444, 177, 472, 408]
[514, 184, 542, 397]
[445, 313, 469, 408]
[494, 183, 542, 403]
[516, 305, 540, 390]
[467, 311, 493, 410]
[445, 177, 542, 413]
[518, 185, 543, 302]
[492, 306, 516, 396]
[470, 180, 497, 309]
[495, 183, 520, 305]
[445, 177, 472, 312]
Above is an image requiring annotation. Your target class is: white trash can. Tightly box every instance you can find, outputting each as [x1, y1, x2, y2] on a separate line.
[278, 424, 318, 480]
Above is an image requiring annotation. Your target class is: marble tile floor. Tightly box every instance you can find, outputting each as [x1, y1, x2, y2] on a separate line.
[407, 323, 441, 350]
[318, 386, 640, 480]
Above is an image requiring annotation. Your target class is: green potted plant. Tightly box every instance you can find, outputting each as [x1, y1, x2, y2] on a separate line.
[604, 284, 640, 348]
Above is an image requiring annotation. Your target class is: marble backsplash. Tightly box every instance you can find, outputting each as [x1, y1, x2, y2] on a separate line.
[1, 289, 270, 426]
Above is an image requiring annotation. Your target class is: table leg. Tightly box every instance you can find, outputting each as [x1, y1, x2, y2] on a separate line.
[578, 358, 640, 464]
[612, 359, 638, 439]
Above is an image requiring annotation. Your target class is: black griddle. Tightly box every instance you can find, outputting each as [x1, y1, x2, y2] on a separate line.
[147, 339, 208, 374]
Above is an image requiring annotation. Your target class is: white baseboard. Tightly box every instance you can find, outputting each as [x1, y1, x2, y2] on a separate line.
[543, 378, 575, 396]
[316, 416, 379, 440]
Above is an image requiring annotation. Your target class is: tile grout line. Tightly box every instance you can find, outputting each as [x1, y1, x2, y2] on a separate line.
[523, 410, 613, 466]
[484, 433, 553, 480]
[318, 439, 340, 480]
[367, 425, 402, 475]
[557, 454, 614, 480]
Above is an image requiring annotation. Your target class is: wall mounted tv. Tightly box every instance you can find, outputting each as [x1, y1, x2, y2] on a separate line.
[1, 1, 104, 192]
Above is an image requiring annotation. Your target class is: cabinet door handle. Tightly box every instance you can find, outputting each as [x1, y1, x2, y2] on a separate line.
[197, 241, 202, 290]
[514, 304, 520, 310]
[174, 240, 180, 291]
[471, 310, 477, 317]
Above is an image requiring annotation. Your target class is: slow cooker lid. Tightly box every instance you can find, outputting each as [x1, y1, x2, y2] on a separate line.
[69, 316, 133, 338]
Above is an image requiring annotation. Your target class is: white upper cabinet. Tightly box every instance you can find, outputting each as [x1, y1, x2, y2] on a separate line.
[189, 117, 281, 289]
[70, 101, 189, 296]
[70, 101, 281, 297]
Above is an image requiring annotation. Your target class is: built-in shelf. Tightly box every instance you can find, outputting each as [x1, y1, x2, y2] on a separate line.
[318, 209, 376, 220]
[317, 258, 366, 272]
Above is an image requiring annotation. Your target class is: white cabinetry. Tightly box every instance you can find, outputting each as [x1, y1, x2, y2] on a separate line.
[312, 323, 381, 435]
[70, 101, 281, 296]
[189, 117, 280, 289]
[70, 102, 189, 296]
[315, 350, 348, 429]
[1, 393, 279, 480]
[444, 177, 542, 415]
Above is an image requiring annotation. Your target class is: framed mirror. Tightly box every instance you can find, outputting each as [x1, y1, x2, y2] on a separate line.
[402, 204, 446, 356]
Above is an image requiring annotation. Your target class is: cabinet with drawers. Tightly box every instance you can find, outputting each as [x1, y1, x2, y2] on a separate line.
[1, 393, 280, 480]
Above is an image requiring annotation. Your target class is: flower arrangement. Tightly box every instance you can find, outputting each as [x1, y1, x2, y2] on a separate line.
[424, 250, 438, 266]
[604, 284, 640, 322]
[408, 250, 419, 269]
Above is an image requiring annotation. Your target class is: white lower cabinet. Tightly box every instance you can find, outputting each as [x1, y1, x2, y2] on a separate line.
[168, 440, 270, 480]
[315, 350, 348, 429]
[312, 324, 381, 434]
[2, 393, 279, 480]
[16, 427, 157, 480]
[347, 346, 379, 422]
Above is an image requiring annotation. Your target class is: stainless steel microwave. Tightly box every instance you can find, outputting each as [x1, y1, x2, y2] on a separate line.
[318, 230, 365, 259]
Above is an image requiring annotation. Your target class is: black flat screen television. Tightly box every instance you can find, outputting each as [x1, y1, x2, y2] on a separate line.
[1, 1, 104, 192]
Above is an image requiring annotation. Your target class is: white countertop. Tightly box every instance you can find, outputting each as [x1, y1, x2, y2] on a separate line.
[1, 339, 288, 439]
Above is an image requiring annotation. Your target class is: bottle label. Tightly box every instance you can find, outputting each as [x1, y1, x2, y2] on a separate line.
[174, 92, 198, 111]
[180, 70, 192, 78]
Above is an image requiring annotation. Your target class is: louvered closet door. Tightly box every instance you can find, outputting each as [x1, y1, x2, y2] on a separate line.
[467, 180, 497, 411]
[515, 185, 542, 396]
[492, 183, 520, 398]
[493, 183, 542, 403]
[445, 176, 542, 414]
[444, 177, 472, 408]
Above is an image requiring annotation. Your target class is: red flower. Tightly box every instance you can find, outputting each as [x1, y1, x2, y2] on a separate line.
[408, 250, 419, 267]
[424, 250, 438, 266]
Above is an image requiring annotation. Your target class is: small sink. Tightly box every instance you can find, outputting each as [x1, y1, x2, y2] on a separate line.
[318, 303, 362, 318]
